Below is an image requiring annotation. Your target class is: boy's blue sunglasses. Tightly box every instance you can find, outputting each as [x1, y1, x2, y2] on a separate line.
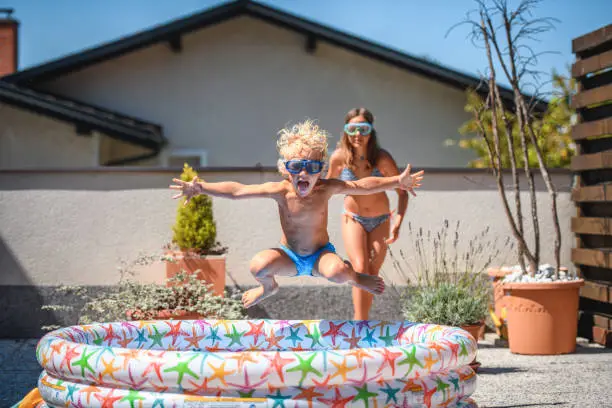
[284, 159, 324, 174]
[344, 122, 372, 136]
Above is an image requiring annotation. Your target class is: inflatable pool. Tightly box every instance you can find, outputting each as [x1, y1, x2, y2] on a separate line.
[36, 319, 478, 407]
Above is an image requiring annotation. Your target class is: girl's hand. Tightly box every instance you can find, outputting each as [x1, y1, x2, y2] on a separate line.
[169, 176, 202, 206]
[386, 220, 401, 244]
[386, 210, 402, 244]
[398, 164, 424, 196]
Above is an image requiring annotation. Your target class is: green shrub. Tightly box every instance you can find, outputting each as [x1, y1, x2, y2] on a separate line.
[172, 164, 225, 254]
[41, 254, 245, 330]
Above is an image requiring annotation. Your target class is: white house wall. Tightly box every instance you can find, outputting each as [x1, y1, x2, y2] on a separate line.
[0, 103, 97, 168]
[41, 16, 475, 168]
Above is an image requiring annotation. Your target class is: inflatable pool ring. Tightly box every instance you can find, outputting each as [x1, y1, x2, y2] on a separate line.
[36, 319, 479, 407]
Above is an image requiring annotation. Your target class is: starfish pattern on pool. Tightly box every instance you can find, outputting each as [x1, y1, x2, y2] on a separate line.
[36, 319, 479, 407]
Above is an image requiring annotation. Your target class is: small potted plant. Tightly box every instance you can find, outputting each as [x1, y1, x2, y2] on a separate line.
[41, 255, 246, 330]
[402, 282, 489, 372]
[166, 164, 228, 296]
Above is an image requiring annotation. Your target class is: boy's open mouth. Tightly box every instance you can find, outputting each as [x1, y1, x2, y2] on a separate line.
[297, 180, 310, 195]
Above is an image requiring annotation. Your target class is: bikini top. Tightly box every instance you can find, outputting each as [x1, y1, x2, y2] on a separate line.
[339, 166, 383, 181]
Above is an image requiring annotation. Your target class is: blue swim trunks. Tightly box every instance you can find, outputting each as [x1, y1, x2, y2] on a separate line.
[279, 242, 336, 277]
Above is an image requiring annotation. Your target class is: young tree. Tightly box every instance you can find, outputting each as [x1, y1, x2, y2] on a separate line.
[450, 0, 565, 277]
[172, 164, 217, 252]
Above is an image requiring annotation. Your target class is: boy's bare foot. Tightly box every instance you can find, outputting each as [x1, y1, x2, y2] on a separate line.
[242, 284, 279, 308]
[353, 272, 385, 295]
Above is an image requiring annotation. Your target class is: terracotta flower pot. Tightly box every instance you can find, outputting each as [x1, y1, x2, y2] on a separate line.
[126, 309, 204, 321]
[461, 321, 484, 340]
[165, 251, 226, 297]
[461, 321, 484, 372]
[487, 267, 513, 320]
[502, 279, 584, 355]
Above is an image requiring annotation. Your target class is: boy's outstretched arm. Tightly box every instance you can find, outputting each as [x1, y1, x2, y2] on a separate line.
[170, 177, 283, 205]
[328, 164, 424, 197]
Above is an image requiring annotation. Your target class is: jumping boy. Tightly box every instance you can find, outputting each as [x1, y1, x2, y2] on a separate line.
[169, 120, 423, 308]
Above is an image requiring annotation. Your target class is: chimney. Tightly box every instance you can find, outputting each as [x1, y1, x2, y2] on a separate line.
[0, 8, 18, 77]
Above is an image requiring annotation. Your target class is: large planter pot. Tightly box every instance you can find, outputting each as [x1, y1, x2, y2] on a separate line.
[487, 267, 513, 320]
[460, 321, 484, 372]
[126, 309, 204, 321]
[502, 279, 584, 355]
[165, 251, 226, 297]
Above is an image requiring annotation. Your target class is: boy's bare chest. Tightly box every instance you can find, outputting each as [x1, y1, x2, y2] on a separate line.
[282, 192, 328, 218]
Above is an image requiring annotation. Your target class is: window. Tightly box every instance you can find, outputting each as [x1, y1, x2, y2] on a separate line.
[165, 148, 208, 167]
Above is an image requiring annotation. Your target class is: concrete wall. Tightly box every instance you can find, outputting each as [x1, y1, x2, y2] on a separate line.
[40, 16, 475, 168]
[0, 168, 574, 337]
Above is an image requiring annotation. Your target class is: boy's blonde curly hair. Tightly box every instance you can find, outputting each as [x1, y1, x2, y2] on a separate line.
[276, 119, 329, 174]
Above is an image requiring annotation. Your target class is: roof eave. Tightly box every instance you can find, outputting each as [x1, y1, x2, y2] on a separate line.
[0, 87, 166, 149]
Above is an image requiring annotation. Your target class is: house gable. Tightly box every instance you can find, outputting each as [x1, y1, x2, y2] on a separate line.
[3, 0, 544, 111]
[30, 16, 480, 167]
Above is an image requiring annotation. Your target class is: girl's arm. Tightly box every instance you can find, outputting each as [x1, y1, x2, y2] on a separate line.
[325, 150, 344, 180]
[377, 150, 409, 244]
[326, 164, 423, 196]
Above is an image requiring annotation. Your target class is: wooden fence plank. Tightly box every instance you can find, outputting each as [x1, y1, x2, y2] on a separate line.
[571, 185, 612, 202]
[572, 217, 611, 235]
[572, 49, 612, 77]
[593, 326, 612, 347]
[571, 151, 612, 171]
[580, 280, 610, 303]
[590, 313, 612, 330]
[572, 117, 612, 141]
[572, 24, 612, 55]
[572, 248, 611, 268]
[571, 83, 612, 109]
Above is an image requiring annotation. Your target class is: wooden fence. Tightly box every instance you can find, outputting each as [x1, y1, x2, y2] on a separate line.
[571, 24, 612, 347]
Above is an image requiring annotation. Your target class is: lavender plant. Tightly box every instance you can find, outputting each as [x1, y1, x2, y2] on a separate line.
[389, 220, 513, 326]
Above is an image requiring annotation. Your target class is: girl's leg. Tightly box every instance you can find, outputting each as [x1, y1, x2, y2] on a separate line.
[314, 251, 384, 295]
[362, 218, 391, 317]
[242, 249, 295, 308]
[341, 215, 370, 320]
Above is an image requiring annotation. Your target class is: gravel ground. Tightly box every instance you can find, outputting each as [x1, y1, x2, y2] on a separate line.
[2, 336, 611, 407]
[471, 336, 612, 408]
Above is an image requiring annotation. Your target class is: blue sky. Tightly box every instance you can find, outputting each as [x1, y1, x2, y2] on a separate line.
[2, 0, 610, 94]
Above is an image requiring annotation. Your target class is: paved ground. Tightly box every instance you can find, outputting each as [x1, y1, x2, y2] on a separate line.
[471, 336, 612, 407]
[2, 336, 611, 407]
[0, 338, 40, 407]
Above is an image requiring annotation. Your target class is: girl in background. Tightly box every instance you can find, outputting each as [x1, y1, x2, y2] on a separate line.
[327, 108, 412, 320]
